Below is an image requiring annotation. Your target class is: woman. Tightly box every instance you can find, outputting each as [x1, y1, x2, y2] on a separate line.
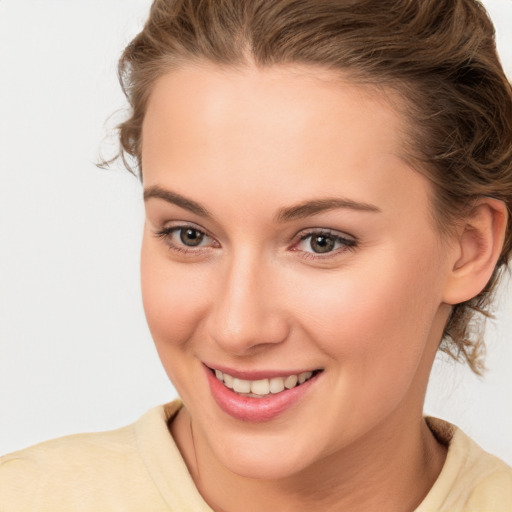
[1, 0, 511, 510]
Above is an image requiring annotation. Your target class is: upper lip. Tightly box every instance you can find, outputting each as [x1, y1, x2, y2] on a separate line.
[203, 363, 322, 381]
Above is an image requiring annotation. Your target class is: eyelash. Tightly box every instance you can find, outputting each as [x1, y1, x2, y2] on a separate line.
[154, 225, 217, 255]
[293, 229, 357, 260]
[153, 225, 357, 260]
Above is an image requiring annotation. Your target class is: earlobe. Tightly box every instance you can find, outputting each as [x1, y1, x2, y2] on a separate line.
[442, 198, 508, 305]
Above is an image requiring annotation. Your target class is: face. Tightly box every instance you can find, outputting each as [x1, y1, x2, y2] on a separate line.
[141, 63, 454, 480]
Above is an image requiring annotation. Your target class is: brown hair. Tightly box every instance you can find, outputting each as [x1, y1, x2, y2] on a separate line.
[111, 0, 512, 374]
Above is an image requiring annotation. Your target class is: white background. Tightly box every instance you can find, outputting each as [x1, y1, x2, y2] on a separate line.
[1, 0, 511, 464]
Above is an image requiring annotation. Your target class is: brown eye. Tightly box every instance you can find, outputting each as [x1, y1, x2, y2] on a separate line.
[310, 235, 336, 253]
[294, 229, 357, 258]
[154, 224, 218, 253]
[179, 228, 205, 247]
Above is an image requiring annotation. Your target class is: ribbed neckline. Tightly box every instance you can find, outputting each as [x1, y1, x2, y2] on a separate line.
[133, 402, 507, 512]
[135, 400, 214, 512]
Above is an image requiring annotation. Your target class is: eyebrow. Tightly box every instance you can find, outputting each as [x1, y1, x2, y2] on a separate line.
[143, 185, 381, 221]
[275, 198, 381, 222]
[144, 186, 212, 218]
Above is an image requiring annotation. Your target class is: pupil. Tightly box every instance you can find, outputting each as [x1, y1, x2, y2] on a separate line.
[180, 229, 204, 247]
[311, 235, 334, 253]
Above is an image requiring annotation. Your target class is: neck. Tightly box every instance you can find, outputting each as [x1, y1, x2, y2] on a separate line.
[171, 403, 446, 512]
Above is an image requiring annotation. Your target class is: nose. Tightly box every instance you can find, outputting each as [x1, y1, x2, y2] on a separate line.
[207, 250, 290, 355]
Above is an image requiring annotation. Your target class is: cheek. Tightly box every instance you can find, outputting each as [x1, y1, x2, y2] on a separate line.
[287, 251, 446, 434]
[292, 245, 445, 370]
[140, 237, 210, 357]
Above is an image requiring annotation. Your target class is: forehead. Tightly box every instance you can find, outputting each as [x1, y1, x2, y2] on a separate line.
[142, 63, 406, 161]
[141, 63, 431, 223]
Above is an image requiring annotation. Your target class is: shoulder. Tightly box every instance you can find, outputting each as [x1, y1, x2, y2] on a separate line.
[461, 444, 512, 512]
[417, 417, 512, 512]
[0, 420, 138, 478]
[0, 401, 184, 511]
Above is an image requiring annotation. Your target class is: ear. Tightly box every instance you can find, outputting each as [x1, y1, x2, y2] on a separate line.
[442, 197, 508, 305]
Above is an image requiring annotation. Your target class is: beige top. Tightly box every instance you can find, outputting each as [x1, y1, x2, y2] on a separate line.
[1, 400, 511, 511]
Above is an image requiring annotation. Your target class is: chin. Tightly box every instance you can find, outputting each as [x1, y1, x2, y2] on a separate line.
[221, 452, 307, 481]
[206, 429, 320, 481]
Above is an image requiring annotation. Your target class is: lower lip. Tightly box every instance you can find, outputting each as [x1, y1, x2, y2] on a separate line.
[205, 366, 320, 422]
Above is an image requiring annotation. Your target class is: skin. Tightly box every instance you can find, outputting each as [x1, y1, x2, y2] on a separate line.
[139, 63, 504, 511]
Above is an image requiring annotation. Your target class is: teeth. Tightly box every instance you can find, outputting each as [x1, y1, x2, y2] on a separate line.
[223, 373, 234, 389]
[298, 371, 312, 384]
[284, 374, 298, 389]
[233, 378, 251, 393]
[269, 377, 285, 394]
[251, 379, 270, 395]
[213, 368, 316, 396]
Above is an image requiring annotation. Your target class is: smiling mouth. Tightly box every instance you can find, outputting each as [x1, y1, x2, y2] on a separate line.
[210, 368, 323, 398]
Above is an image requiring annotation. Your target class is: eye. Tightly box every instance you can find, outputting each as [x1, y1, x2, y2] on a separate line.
[293, 230, 356, 256]
[308, 234, 337, 253]
[179, 227, 206, 247]
[154, 224, 218, 252]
